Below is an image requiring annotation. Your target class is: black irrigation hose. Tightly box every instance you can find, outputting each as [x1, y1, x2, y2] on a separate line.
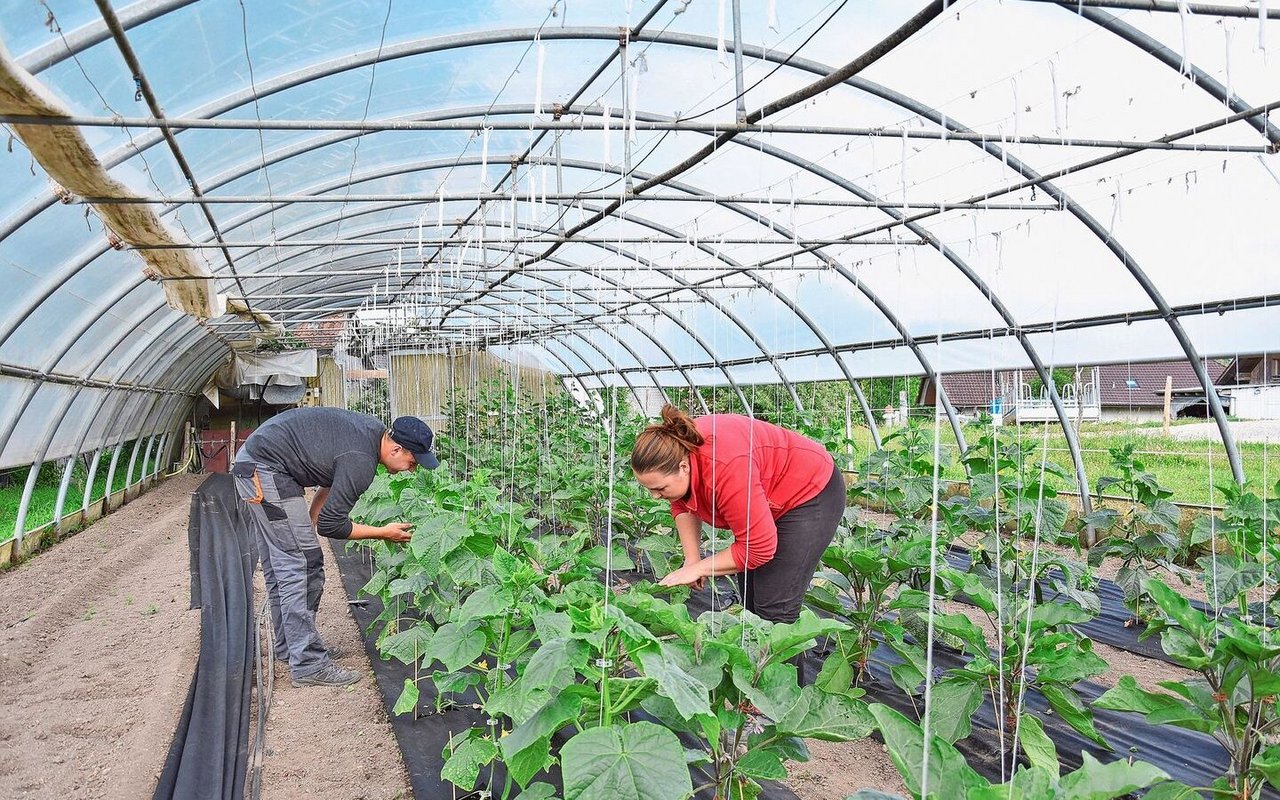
[247, 602, 274, 800]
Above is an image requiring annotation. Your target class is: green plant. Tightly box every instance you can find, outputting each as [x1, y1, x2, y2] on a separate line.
[924, 431, 1108, 765]
[1083, 443, 1188, 624]
[351, 397, 878, 798]
[851, 424, 949, 521]
[805, 511, 934, 697]
[871, 702, 1184, 800]
[1094, 481, 1280, 799]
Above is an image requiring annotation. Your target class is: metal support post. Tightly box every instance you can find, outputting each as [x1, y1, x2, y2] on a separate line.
[13, 460, 42, 548]
[103, 443, 124, 506]
[731, 0, 747, 121]
[124, 436, 143, 494]
[53, 454, 78, 534]
[82, 447, 103, 513]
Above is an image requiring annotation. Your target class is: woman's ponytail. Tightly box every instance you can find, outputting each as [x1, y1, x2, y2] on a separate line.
[630, 404, 705, 474]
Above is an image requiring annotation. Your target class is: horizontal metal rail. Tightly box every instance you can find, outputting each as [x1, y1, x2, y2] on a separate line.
[0, 112, 1267, 153]
[129, 236, 929, 249]
[0, 361, 198, 395]
[76, 192, 1066, 212]
[1017, 0, 1280, 18]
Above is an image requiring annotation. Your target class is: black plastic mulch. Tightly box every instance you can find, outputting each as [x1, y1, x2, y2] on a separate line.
[154, 474, 258, 800]
[330, 544, 799, 800]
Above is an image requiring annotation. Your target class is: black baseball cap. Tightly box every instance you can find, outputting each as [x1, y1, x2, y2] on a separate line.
[389, 416, 440, 470]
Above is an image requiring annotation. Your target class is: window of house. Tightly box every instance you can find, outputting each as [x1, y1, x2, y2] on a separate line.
[1125, 378, 1139, 389]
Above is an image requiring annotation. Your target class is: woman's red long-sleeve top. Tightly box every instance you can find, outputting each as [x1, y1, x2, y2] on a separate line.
[668, 415, 835, 571]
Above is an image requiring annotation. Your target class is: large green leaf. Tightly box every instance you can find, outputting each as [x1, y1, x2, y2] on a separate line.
[1093, 676, 1190, 716]
[512, 782, 559, 800]
[1016, 714, 1059, 776]
[456, 585, 514, 623]
[1033, 643, 1109, 687]
[441, 735, 499, 789]
[487, 684, 553, 726]
[1031, 601, 1094, 630]
[379, 622, 434, 665]
[636, 646, 711, 720]
[561, 722, 692, 800]
[736, 749, 787, 781]
[611, 590, 696, 640]
[1145, 580, 1212, 640]
[733, 661, 873, 741]
[868, 704, 986, 800]
[425, 621, 486, 673]
[388, 569, 431, 598]
[765, 608, 848, 662]
[410, 512, 468, 565]
[581, 545, 636, 572]
[359, 568, 390, 598]
[1196, 554, 1263, 608]
[501, 693, 583, 786]
[1251, 744, 1280, 790]
[1057, 751, 1168, 799]
[929, 613, 990, 655]
[523, 638, 589, 694]
[967, 768, 1055, 800]
[1041, 685, 1108, 748]
[922, 680, 984, 744]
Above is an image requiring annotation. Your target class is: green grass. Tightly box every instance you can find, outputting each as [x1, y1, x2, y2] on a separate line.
[846, 420, 1275, 507]
[0, 441, 147, 543]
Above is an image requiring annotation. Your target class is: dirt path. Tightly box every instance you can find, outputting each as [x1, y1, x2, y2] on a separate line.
[258, 534, 409, 800]
[0, 474, 410, 800]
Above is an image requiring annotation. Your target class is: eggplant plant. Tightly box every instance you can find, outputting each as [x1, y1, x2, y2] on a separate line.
[922, 432, 1108, 761]
[804, 510, 934, 696]
[1094, 481, 1280, 799]
[1083, 443, 1188, 625]
[851, 424, 949, 522]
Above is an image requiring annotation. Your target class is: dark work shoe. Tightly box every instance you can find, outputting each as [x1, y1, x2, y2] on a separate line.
[292, 664, 362, 688]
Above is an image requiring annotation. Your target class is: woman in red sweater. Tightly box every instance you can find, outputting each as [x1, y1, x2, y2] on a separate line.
[630, 404, 847, 625]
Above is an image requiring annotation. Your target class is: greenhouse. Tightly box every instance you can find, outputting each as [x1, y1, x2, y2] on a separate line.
[1, 0, 1278, 798]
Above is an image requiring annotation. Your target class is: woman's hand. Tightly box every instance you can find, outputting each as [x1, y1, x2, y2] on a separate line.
[659, 560, 706, 590]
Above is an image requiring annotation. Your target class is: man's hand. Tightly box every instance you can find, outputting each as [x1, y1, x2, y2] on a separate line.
[659, 560, 706, 590]
[380, 522, 413, 544]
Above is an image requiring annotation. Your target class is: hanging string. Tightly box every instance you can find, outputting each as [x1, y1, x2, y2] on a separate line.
[919, 333, 945, 799]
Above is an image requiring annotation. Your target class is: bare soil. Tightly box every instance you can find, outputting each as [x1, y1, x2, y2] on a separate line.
[0, 474, 410, 800]
[258, 534, 409, 800]
[0, 474, 202, 799]
[787, 738, 908, 799]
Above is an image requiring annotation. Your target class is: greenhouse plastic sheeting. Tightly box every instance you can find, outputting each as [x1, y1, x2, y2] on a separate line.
[0, 1, 1277, 465]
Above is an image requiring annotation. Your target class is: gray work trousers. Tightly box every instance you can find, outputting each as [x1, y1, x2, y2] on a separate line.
[232, 459, 333, 679]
